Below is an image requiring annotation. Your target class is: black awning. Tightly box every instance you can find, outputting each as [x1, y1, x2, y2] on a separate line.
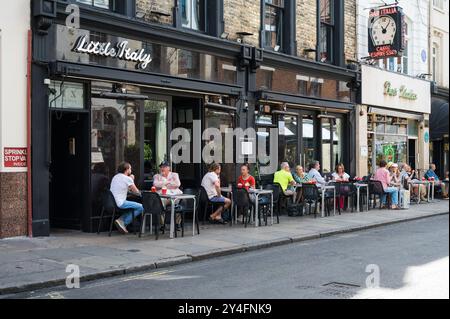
[430, 99, 449, 140]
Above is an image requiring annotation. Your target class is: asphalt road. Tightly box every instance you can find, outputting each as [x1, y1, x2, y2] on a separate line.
[7, 215, 450, 299]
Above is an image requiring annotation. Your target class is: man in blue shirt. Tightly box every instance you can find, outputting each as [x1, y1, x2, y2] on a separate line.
[425, 164, 448, 199]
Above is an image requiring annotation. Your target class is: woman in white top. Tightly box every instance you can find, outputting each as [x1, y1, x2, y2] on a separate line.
[332, 163, 350, 182]
[332, 163, 350, 210]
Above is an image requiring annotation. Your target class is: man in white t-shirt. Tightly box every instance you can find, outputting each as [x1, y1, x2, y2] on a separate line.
[201, 163, 231, 224]
[110, 162, 143, 234]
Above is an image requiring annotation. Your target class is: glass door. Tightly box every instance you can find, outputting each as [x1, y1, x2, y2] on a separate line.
[278, 113, 299, 169]
[300, 112, 317, 170]
[143, 96, 171, 186]
[320, 116, 344, 175]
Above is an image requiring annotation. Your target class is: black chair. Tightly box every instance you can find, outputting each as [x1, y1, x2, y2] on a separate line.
[234, 188, 253, 228]
[175, 188, 200, 237]
[141, 192, 166, 240]
[97, 190, 135, 237]
[334, 182, 357, 213]
[199, 186, 225, 224]
[274, 182, 294, 213]
[369, 180, 391, 209]
[264, 184, 281, 224]
[302, 184, 320, 218]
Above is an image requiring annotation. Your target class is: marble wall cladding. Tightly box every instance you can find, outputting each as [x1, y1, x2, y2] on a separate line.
[0, 173, 28, 238]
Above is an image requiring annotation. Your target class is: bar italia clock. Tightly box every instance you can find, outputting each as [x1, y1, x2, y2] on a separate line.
[368, 6, 405, 59]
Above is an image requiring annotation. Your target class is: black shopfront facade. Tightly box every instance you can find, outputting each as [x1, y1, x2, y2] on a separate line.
[31, 2, 358, 236]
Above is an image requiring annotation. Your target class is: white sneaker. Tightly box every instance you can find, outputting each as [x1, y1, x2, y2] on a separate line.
[114, 219, 129, 234]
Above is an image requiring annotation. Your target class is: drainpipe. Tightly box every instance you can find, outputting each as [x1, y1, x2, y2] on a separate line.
[26, 29, 32, 237]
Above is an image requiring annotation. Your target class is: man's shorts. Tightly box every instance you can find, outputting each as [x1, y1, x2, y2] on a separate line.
[210, 196, 226, 203]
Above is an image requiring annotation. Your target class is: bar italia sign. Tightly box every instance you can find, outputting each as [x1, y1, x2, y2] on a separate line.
[383, 81, 418, 101]
[72, 35, 153, 69]
[368, 5, 406, 59]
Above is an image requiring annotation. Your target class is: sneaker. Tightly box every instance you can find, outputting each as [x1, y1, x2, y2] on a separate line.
[114, 219, 129, 234]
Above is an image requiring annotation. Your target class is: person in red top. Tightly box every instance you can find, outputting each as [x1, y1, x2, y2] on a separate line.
[238, 164, 256, 190]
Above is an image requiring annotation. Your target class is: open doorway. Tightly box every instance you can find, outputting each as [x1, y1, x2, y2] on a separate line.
[49, 111, 90, 231]
[408, 139, 417, 169]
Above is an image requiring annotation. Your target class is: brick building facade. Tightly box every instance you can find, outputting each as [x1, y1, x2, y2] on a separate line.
[2, 0, 360, 238]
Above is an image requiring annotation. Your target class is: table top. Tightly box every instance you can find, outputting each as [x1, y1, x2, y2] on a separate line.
[354, 183, 369, 188]
[249, 189, 273, 195]
[159, 193, 196, 199]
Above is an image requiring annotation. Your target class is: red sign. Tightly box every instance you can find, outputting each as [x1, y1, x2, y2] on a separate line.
[4, 148, 27, 168]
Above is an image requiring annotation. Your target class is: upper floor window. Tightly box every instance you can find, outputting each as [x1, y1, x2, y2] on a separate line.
[432, 42, 441, 83]
[433, 0, 445, 10]
[76, 0, 127, 14]
[263, 0, 284, 51]
[319, 0, 334, 64]
[181, 0, 206, 31]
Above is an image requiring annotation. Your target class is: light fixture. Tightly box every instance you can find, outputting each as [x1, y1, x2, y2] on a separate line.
[220, 32, 229, 40]
[274, 45, 281, 52]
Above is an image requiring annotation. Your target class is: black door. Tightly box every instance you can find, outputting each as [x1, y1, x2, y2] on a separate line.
[50, 111, 90, 231]
[171, 96, 202, 188]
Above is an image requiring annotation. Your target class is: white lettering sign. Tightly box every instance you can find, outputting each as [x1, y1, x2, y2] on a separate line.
[72, 35, 153, 70]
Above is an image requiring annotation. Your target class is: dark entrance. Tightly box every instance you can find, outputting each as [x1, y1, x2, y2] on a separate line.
[408, 139, 417, 169]
[50, 111, 90, 231]
[172, 96, 203, 188]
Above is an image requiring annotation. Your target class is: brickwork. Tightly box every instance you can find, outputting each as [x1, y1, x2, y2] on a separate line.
[344, 0, 357, 62]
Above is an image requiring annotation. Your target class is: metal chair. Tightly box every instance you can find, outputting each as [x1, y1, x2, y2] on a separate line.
[141, 192, 166, 240]
[264, 184, 281, 224]
[97, 190, 135, 236]
[199, 186, 225, 224]
[176, 188, 200, 237]
[302, 184, 320, 218]
[234, 188, 254, 228]
[369, 180, 391, 209]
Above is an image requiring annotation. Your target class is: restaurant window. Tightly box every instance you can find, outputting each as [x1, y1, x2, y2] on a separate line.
[76, 0, 127, 14]
[144, 100, 168, 177]
[91, 83, 142, 184]
[319, 0, 334, 64]
[181, 0, 206, 31]
[263, 0, 284, 51]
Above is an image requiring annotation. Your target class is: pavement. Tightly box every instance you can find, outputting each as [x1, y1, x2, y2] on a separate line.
[0, 200, 448, 296]
[7, 214, 448, 299]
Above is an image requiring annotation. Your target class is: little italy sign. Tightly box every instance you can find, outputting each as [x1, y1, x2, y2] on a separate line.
[72, 35, 153, 70]
[383, 81, 418, 101]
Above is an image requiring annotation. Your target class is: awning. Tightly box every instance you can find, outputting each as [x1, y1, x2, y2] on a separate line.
[430, 99, 449, 140]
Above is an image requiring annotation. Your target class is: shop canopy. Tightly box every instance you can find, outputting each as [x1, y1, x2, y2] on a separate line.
[430, 99, 449, 140]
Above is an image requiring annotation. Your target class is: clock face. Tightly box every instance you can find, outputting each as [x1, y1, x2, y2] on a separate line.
[370, 16, 397, 46]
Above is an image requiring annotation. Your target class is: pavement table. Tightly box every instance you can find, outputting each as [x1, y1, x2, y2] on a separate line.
[159, 194, 197, 239]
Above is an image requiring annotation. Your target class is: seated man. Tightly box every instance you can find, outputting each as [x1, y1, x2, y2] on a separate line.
[307, 161, 326, 186]
[111, 162, 144, 234]
[201, 163, 232, 224]
[274, 162, 296, 198]
[425, 164, 449, 199]
[153, 161, 183, 229]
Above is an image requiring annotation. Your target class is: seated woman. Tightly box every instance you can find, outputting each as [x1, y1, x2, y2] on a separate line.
[293, 165, 310, 184]
[373, 160, 399, 209]
[237, 163, 256, 190]
[400, 164, 427, 202]
[332, 163, 350, 182]
[388, 163, 401, 189]
[293, 165, 310, 204]
[331, 163, 350, 210]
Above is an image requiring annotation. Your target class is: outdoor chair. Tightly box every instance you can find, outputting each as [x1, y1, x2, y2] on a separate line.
[334, 182, 357, 213]
[234, 188, 254, 228]
[175, 188, 200, 237]
[273, 182, 294, 215]
[142, 191, 166, 240]
[263, 184, 281, 224]
[199, 186, 225, 225]
[97, 190, 136, 237]
[302, 184, 320, 218]
[369, 180, 391, 209]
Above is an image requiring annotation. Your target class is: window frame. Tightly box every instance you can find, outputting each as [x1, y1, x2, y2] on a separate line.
[180, 0, 207, 32]
[74, 0, 134, 16]
[262, 0, 285, 51]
